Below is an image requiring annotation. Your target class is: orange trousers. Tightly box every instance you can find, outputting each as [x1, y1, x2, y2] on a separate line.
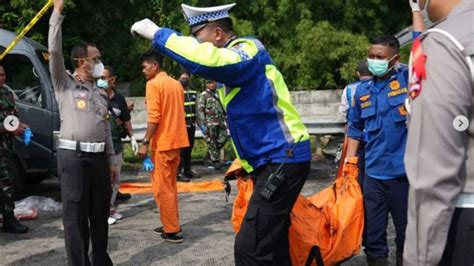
[150, 149, 181, 233]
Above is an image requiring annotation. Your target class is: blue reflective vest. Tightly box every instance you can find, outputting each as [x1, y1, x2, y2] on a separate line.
[152, 28, 311, 172]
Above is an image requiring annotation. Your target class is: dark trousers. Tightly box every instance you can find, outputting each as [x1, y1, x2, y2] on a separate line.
[0, 152, 15, 216]
[356, 142, 365, 188]
[58, 149, 112, 266]
[439, 208, 474, 266]
[363, 175, 408, 259]
[234, 162, 310, 266]
[179, 124, 195, 173]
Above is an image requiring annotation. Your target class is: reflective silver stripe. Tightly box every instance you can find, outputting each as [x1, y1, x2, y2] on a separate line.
[58, 139, 105, 153]
[455, 193, 474, 208]
[184, 101, 196, 106]
[268, 78, 294, 144]
[185, 114, 196, 118]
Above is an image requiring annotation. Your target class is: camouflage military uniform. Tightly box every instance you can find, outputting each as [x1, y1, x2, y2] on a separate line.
[0, 85, 17, 216]
[197, 88, 228, 162]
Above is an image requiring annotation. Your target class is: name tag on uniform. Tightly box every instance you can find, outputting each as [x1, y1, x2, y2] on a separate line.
[388, 87, 408, 97]
[360, 95, 370, 102]
[361, 101, 372, 108]
[73, 90, 91, 112]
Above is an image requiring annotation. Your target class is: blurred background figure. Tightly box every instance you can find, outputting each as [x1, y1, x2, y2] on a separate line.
[98, 66, 137, 225]
[177, 71, 199, 182]
[197, 80, 228, 170]
[0, 63, 29, 234]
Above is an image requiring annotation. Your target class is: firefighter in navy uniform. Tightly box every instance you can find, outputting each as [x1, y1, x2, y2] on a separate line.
[178, 71, 199, 182]
[346, 36, 410, 266]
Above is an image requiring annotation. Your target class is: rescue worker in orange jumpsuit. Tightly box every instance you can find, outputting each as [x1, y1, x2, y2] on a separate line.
[137, 50, 189, 244]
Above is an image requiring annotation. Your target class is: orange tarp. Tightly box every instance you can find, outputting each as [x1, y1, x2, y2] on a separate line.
[119, 179, 225, 194]
[228, 137, 364, 265]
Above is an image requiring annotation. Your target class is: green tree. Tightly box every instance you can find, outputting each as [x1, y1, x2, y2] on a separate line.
[0, 0, 412, 91]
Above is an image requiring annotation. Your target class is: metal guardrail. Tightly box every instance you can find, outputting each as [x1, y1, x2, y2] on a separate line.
[126, 118, 345, 142]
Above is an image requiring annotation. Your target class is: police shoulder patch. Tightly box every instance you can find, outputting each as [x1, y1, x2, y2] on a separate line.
[390, 80, 400, 90]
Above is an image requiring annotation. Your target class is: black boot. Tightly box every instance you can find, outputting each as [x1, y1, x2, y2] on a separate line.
[183, 169, 200, 179]
[116, 192, 131, 202]
[367, 257, 389, 266]
[177, 173, 190, 182]
[2, 213, 29, 234]
[115, 191, 132, 206]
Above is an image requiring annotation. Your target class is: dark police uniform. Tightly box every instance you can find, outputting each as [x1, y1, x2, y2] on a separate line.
[348, 68, 409, 262]
[179, 89, 197, 177]
[49, 11, 117, 266]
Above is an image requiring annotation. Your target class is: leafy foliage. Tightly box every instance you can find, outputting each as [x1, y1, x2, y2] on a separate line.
[0, 0, 411, 91]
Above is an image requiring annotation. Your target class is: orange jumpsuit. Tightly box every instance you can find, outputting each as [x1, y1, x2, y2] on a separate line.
[146, 71, 189, 233]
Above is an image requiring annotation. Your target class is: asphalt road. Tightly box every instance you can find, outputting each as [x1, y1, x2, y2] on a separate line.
[0, 160, 397, 265]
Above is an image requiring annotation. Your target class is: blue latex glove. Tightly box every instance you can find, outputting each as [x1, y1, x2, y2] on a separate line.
[23, 128, 33, 145]
[143, 156, 154, 172]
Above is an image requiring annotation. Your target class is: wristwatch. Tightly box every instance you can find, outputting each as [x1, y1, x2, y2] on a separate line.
[142, 139, 150, 145]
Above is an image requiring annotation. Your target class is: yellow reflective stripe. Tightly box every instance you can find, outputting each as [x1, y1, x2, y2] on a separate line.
[217, 87, 225, 109]
[265, 65, 309, 142]
[219, 88, 252, 172]
[185, 114, 195, 117]
[184, 102, 196, 106]
[165, 35, 259, 67]
[166, 34, 242, 67]
[229, 139, 254, 172]
[186, 90, 197, 93]
[224, 87, 240, 108]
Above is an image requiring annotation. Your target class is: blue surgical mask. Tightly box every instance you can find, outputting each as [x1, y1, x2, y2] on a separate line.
[97, 78, 109, 89]
[367, 55, 397, 77]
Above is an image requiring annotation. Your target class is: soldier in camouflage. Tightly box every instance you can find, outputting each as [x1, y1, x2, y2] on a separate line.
[0, 64, 29, 234]
[197, 80, 228, 170]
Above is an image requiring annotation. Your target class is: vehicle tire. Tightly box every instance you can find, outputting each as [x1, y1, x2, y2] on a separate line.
[10, 158, 26, 199]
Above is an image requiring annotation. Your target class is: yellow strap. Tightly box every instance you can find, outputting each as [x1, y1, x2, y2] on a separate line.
[0, 0, 53, 61]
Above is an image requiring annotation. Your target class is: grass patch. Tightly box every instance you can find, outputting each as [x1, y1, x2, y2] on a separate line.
[191, 139, 236, 161]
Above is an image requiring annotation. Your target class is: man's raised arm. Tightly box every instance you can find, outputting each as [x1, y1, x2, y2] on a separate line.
[48, 0, 68, 91]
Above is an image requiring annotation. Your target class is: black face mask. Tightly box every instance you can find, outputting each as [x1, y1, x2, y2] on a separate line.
[180, 79, 190, 88]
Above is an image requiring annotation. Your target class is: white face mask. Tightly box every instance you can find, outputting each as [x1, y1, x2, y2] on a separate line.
[89, 62, 104, 79]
